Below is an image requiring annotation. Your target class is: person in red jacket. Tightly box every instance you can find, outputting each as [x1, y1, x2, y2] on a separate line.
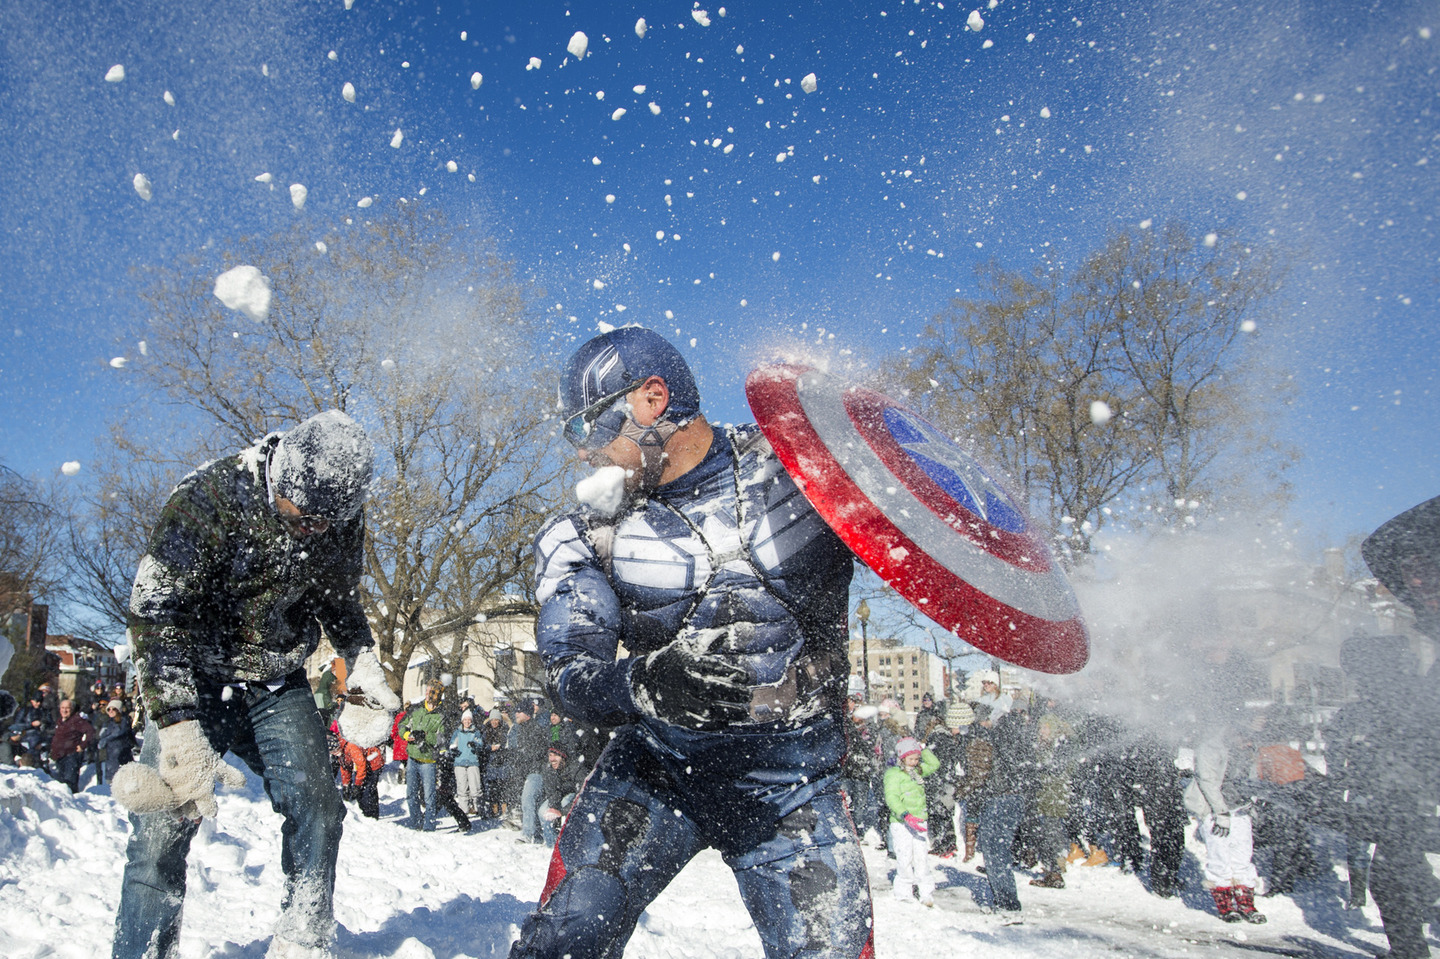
[337, 726, 385, 819]
[50, 699, 96, 794]
[389, 710, 409, 786]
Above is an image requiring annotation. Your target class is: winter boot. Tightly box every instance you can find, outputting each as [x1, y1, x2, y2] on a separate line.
[1211, 886, 1242, 923]
[1066, 842, 1088, 864]
[1233, 886, 1267, 924]
[964, 823, 979, 862]
[1081, 846, 1109, 867]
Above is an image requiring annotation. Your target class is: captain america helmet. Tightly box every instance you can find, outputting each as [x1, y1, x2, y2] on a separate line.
[559, 328, 701, 448]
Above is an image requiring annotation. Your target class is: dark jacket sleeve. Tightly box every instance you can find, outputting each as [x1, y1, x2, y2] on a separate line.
[313, 514, 373, 661]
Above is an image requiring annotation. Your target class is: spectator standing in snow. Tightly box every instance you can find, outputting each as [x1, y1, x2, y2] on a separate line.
[335, 717, 385, 820]
[49, 699, 96, 793]
[973, 708, 1037, 917]
[97, 700, 137, 783]
[506, 701, 550, 843]
[480, 708, 509, 819]
[110, 410, 398, 959]
[1184, 727, 1267, 924]
[451, 709, 486, 816]
[401, 680, 448, 831]
[885, 736, 939, 906]
[509, 328, 872, 959]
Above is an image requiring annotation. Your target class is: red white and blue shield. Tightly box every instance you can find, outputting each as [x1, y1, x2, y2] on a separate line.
[746, 364, 1089, 674]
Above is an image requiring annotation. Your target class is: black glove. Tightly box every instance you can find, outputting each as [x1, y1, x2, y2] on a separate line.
[630, 639, 752, 730]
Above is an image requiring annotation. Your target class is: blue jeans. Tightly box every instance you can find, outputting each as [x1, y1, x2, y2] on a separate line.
[113, 677, 344, 959]
[406, 759, 438, 830]
[521, 772, 546, 841]
[978, 795, 1025, 912]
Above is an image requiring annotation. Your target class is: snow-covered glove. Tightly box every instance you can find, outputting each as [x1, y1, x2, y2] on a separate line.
[338, 649, 400, 749]
[1211, 813, 1231, 838]
[903, 813, 928, 836]
[113, 720, 246, 819]
[630, 637, 751, 730]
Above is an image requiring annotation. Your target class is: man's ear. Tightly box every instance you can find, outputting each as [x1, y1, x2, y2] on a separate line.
[632, 376, 670, 425]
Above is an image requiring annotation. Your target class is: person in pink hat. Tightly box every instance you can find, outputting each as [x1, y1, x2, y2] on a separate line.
[884, 736, 939, 905]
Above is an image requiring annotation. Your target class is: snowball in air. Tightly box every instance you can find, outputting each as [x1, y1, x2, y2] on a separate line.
[576, 466, 628, 517]
[693, 10, 711, 26]
[611, 108, 626, 120]
[255, 172, 273, 183]
[1240, 320, 1257, 333]
[390, 128, 404, 148]
[470, 72, 483, 89]
[163, 90, 175, 106]
[289, 183, 308, 209]
[132, 173, 153, 201]
[801, 73, 817, 94]
[527, 57, 541, 71]
[568, 32, 589, 59]
[447, 160, 458, 172]
[109, 357, 128, 369]
[342, 82, 356, 102]
[1089, 400, 1113, 426]
[771, 251, 781, 262]
[358, 196, 374, 208]
[61, 461, 81, 476]
[635, 18, 647, 38]
[649, 102, 661, 115]
[105, 64, 125, 82]
[213, 265, 272, 321]
[967, 10, 985, 30]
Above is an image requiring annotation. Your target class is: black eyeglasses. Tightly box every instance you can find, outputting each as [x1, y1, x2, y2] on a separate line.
[562, 384, 635, 450]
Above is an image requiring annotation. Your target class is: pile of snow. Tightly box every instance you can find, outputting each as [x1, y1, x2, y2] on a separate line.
[0, 762, 1417, 959]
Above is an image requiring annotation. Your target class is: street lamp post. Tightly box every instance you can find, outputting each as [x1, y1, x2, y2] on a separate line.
[856, 599, 871, 704]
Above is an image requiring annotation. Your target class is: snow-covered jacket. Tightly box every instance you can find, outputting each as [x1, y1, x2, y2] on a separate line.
[532, 426, 854, 787]
[128, 435, 372, 728]
[883, 749, 939, 822]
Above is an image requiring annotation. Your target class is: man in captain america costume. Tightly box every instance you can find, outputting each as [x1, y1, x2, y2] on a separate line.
[509, 327, 873, 959]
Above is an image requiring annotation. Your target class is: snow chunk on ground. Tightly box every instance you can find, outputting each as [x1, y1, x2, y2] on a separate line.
[289, 183, 307, 209]
[568, 32, 589, 59]
[213, 265, 272, 321]
[132, 173, 152, 201]
[105, 64, 125, 82]
[801, 73, 817, 94]
[577, 466, 628, 517]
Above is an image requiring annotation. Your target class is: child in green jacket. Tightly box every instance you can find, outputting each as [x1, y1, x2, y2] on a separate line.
[884, 736, 940, 905]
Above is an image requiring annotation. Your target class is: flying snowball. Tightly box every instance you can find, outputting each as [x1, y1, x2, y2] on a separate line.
[592, 156, 602, 165]
[576, 466, 628, 517]
[649, 102, 661, 115]
[1040, 106, 1051, 118]
[611, 108, 626, 120]
[342, 82, 356, 102]
[633, 85, 647, 94]
[381, 358, 396, 371]
[801, 73, 817, 94]
[635, 18, 647, 38]
[132, 173, 153, 201]
[1089, 400, 1113, 426]
[967, 10, 985, 30]
[163, 90, 175, 106]
[255, 172, 273, 183]
[568, 32, 589, 59]
[446, 160, 457, 172]
[105, 64, 125, 82]
[1240, 320, 1258, 333]
[61, 461, 82, 476]
[289, 183, 308, 209]
[470, 72, 483, 89]
[390, 128, 404, 148]
[328, 50, 338, 61]
[358, 196, 374, 208]
[110, 357, 128, 368]
[693, 9, 711, 27]
[771, 251, 781, 262]
[527, 57, 541, 71]
[605, 194, 616, 203]
[214, 265, 272, 321]
[315, 241, 327, 253]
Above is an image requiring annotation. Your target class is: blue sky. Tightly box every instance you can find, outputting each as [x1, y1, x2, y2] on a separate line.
[1, 0, 1436, 550]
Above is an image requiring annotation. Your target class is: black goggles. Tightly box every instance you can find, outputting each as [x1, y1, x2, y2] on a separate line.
[562, 384, 636, 450]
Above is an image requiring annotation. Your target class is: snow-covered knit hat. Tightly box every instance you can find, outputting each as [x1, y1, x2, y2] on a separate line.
[270, 410, 375, 521]
[895, 737, 923, 761]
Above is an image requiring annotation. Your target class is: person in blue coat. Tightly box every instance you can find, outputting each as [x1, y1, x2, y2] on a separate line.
[509, 328, 872, 959]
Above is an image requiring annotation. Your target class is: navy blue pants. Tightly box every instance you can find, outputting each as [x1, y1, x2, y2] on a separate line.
[510, 726, 873, 959]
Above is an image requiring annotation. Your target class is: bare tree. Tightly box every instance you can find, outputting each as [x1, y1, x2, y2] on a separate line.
[73, 203, 566, 693]
[895, 223, 1288, 556]
[0, 464, 66, 607]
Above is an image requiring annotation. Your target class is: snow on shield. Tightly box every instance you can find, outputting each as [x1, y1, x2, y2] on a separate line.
[747, 363, 1088, 674]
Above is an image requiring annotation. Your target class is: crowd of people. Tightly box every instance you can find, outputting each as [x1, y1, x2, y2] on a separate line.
[1, 678, 138, 792]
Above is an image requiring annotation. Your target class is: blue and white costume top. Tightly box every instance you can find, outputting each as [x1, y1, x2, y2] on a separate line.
[533, 425, 855, 774]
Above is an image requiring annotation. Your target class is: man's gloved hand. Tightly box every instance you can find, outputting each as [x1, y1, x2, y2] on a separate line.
[338, 649, 400, 748]
[112, 720, 246, 819]
[630, 637, 751, 730]
[903, 813, 928, 836]
[1211, 813, 1231, 838]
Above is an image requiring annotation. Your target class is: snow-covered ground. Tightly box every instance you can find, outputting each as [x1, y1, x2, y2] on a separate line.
[0, 763, 1424, 959]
